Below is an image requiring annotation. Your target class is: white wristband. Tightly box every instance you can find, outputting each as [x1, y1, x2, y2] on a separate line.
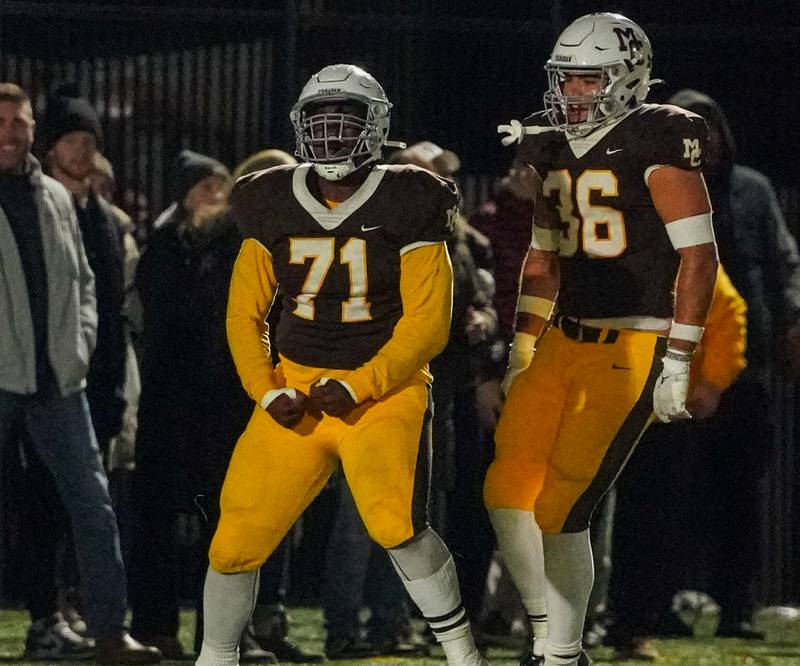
[669, 322, 704, 343]
[260, 387, 297, 410]
[517, 295, 555, 321]
[318, 376, 359, 404]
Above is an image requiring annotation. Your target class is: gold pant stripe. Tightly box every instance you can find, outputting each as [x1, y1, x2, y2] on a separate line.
[561, 337, 666, 532]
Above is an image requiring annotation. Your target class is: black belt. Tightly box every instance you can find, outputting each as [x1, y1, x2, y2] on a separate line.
[554, 315, 620, 344]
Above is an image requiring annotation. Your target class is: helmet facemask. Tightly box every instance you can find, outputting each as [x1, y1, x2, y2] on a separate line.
[292, 98, 388, 181]
[544, 67, 615, 137]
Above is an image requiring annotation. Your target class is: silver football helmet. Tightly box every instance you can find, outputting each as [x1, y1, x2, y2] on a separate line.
[290, 64, 391, 181]
[544, 13, 657, 135]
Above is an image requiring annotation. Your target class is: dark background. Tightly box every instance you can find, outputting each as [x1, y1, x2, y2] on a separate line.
[1, 0, 798, 186]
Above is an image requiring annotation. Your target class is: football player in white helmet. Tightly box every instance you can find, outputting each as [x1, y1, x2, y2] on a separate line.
[543, 13, 658, 136]
[290, 63, 392, 181]
[488, 12, 718, 666]
[195, 64, 487, 666]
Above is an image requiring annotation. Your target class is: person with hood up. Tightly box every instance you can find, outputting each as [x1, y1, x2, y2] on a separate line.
[664, 89, 800, 639]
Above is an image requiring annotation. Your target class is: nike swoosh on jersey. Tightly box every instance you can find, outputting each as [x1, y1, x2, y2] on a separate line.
[361, 224, 381, 232]
[606, 147, 624, 155]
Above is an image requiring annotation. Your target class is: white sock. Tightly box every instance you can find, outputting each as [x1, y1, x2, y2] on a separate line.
[489, 508, 548, 654]
[542, 530, 593, 666]
[388, 529, 483, 665]
[196, 567, 259, 666]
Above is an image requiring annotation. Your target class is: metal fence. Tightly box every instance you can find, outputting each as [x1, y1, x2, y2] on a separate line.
[0, 43, 276, 228]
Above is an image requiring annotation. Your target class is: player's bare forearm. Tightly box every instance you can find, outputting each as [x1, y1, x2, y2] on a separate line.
[514, 247, 560, 338]
[671, 242, 719, 353]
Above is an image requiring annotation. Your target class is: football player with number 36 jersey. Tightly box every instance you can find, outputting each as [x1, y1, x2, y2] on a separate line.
[486, 13, 719, 666]
[195, 64, 486, 666]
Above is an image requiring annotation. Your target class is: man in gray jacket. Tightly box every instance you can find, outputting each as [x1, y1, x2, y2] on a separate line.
[0, 82, 159, 665]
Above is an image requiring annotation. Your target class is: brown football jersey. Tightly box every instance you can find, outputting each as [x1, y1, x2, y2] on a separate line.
[231, 163, 458, 369]
[517, 104, 708, 319]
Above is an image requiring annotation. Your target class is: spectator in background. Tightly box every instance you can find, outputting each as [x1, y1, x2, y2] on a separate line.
[128, 149, 268, 661]
[607, 265, 748, 660]
[316, 140, 475, 662]
[151, 149, 229, 231]
[665, 89, 800, 639]
[391, 142, 499, 633]
[0, 82, 159, 665]
[468, 167, 536, 643]
[320, 466, 425, 660]
[17, 88, 132, 647]
[231, 147, 297, 182]
[42, 86, 128, 458]
[469, 167, 535, 345]
[89, 152, 142, 479]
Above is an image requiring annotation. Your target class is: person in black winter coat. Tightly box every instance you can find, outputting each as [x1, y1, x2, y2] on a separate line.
[665, 89, 800, 638]
[128, 151, 261, 660]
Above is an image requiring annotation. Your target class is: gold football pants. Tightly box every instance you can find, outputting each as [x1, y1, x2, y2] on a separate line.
[484, 325, 664, 534]
[210, 358, 431, 572]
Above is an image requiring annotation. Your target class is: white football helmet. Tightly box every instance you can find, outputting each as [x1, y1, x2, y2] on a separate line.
[290, 64, 391, 181]
[544, 13, 657, 135]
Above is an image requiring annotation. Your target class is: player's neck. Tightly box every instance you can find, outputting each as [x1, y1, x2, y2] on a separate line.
[314, 167, 370, 205]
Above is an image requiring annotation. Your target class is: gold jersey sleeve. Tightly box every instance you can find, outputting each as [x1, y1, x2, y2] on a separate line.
[690, 265, 748, 391]
[343, 241, 453, 403]
[226, 238, 282, 403]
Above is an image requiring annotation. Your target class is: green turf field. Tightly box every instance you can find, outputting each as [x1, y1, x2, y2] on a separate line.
[1, 607, 800, 665]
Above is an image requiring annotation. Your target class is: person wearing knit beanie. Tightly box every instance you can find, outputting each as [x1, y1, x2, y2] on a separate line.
[42, 87, 104, 197]
[41, 84, 103, 157]
[151, 150, 231, 231]
[169, 149, 230, 205]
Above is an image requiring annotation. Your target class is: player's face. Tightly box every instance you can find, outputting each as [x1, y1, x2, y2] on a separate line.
[308, 101, 364, 161]
[0, 100, 34, 174]
[561, 72, 604, 124]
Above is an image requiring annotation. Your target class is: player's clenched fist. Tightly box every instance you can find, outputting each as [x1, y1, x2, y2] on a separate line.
[309, 379, 356, 418]
[263, 388, 309, 428]
[652, 352, 692, 423]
